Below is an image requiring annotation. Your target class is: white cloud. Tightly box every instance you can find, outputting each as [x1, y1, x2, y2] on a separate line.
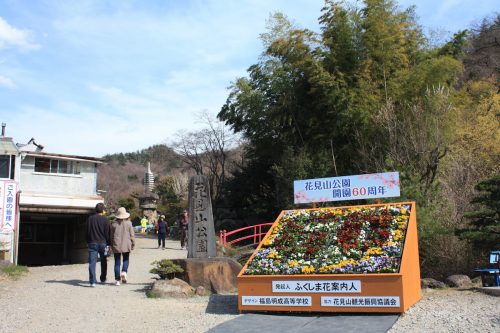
[0, 17, 40, 51]
[0, 75, 16, 88]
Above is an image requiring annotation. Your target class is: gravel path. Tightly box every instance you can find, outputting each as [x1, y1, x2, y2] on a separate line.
[0, 236, 240, 333]
[1, 237, 499, 333]
[388, 288, 500, 333]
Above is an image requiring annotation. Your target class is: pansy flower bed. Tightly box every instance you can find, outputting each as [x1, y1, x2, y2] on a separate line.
[244, 204, 411, 275]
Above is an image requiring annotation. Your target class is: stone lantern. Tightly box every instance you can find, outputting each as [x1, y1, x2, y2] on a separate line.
[139, 162, 159, 224]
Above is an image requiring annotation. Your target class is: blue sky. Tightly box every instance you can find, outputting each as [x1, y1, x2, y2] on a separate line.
[0, 0, 497, 157]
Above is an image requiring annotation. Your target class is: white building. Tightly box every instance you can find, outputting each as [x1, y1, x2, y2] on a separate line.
[0, 126, 104, 266]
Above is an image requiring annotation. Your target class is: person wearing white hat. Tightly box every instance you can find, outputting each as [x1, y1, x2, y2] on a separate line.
[110, 207, 135, 286]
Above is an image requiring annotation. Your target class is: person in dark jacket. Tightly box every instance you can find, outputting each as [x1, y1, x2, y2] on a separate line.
[156, 215, 169, 250]
[86, 202, 111, 287]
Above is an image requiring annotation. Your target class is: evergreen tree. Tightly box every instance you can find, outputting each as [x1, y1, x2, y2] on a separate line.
[154, 176, 183, 222]
[457, 175, 500, 250]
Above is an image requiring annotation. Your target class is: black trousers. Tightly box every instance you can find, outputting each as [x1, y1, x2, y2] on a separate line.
[158, 232, 166, 248]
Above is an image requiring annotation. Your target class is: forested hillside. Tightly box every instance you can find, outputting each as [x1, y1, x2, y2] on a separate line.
[97, 144, 190, 220]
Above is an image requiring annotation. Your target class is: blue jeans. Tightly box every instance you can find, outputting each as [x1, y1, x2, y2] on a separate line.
[114, 252, 130, 281]
[88, 243, 107, 284]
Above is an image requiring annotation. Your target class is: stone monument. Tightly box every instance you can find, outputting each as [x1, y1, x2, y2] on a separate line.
[187, 175, 216, 258]
[168, 174, 241, 294]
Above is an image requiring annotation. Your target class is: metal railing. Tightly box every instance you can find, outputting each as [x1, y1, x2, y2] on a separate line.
[219, 223, 274, 247]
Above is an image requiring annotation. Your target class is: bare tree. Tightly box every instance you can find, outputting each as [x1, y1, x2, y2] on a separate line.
[172, 130, 206, 175]
[171, 111, 238, 202]
[463, 15, 500, 81]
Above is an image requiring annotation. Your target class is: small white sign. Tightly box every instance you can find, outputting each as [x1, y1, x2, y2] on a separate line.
[272, 280, 361, 293]
[242, 296, 312, 307]
[0, 181, 18, 231]
[321, 296, 400, 307]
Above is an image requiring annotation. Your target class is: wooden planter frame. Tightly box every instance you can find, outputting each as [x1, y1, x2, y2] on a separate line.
[237, 202, 421, 313]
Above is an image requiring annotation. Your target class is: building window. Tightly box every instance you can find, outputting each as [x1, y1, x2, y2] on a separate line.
[34, 158, 80, 175]
[0, 155, 15, 179]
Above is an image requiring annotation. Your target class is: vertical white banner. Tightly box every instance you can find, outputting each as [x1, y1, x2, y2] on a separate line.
[0, 181, 18, 231]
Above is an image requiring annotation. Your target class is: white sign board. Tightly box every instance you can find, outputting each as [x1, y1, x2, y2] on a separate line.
[272, 280, 361, 293]
[294, 172, 400, 204]
[0, 181, 18, 231]
[321, 296, 400, 307]
[242, 296, 312, 307]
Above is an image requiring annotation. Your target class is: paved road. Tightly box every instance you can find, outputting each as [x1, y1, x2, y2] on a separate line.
[209, 312, 399, 333]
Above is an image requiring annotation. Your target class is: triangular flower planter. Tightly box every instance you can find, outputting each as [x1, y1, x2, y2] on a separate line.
[238, 202, 421, 313]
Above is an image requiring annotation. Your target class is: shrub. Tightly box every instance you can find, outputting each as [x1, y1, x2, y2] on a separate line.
[149, 259, 184, 279]
[1, 265, 29, 280]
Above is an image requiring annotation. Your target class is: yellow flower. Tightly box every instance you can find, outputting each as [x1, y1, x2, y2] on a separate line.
[365, 247, 383, 256]
[318, 264, 335, 273]
[338, 259, 357, 267]
[393, 230, 403, 241]
[268, 249, 279, 259]
[288, 260, 299, 268]
[301, 265, 315, 274]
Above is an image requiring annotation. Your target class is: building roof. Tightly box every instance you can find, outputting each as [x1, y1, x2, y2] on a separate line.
[25, 151, 105, 163]
[16, 138, 44, 152]
[15, 137, 104, 163]
[0, 137, 19, 154]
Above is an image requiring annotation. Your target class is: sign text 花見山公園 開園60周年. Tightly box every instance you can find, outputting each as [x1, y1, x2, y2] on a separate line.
[293, 172, 400, 204]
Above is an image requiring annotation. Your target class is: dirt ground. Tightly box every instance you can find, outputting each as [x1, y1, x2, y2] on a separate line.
[0, 235, 239, 333]
[1, 236, 499, 333]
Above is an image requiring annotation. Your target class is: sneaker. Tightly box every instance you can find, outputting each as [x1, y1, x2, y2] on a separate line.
[90, 283, 96, 287]
[115, 280, 120, 286]
[120, 271, 127, 284]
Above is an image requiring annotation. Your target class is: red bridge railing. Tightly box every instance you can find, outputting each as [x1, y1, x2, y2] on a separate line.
[219, 223, 274, 247]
